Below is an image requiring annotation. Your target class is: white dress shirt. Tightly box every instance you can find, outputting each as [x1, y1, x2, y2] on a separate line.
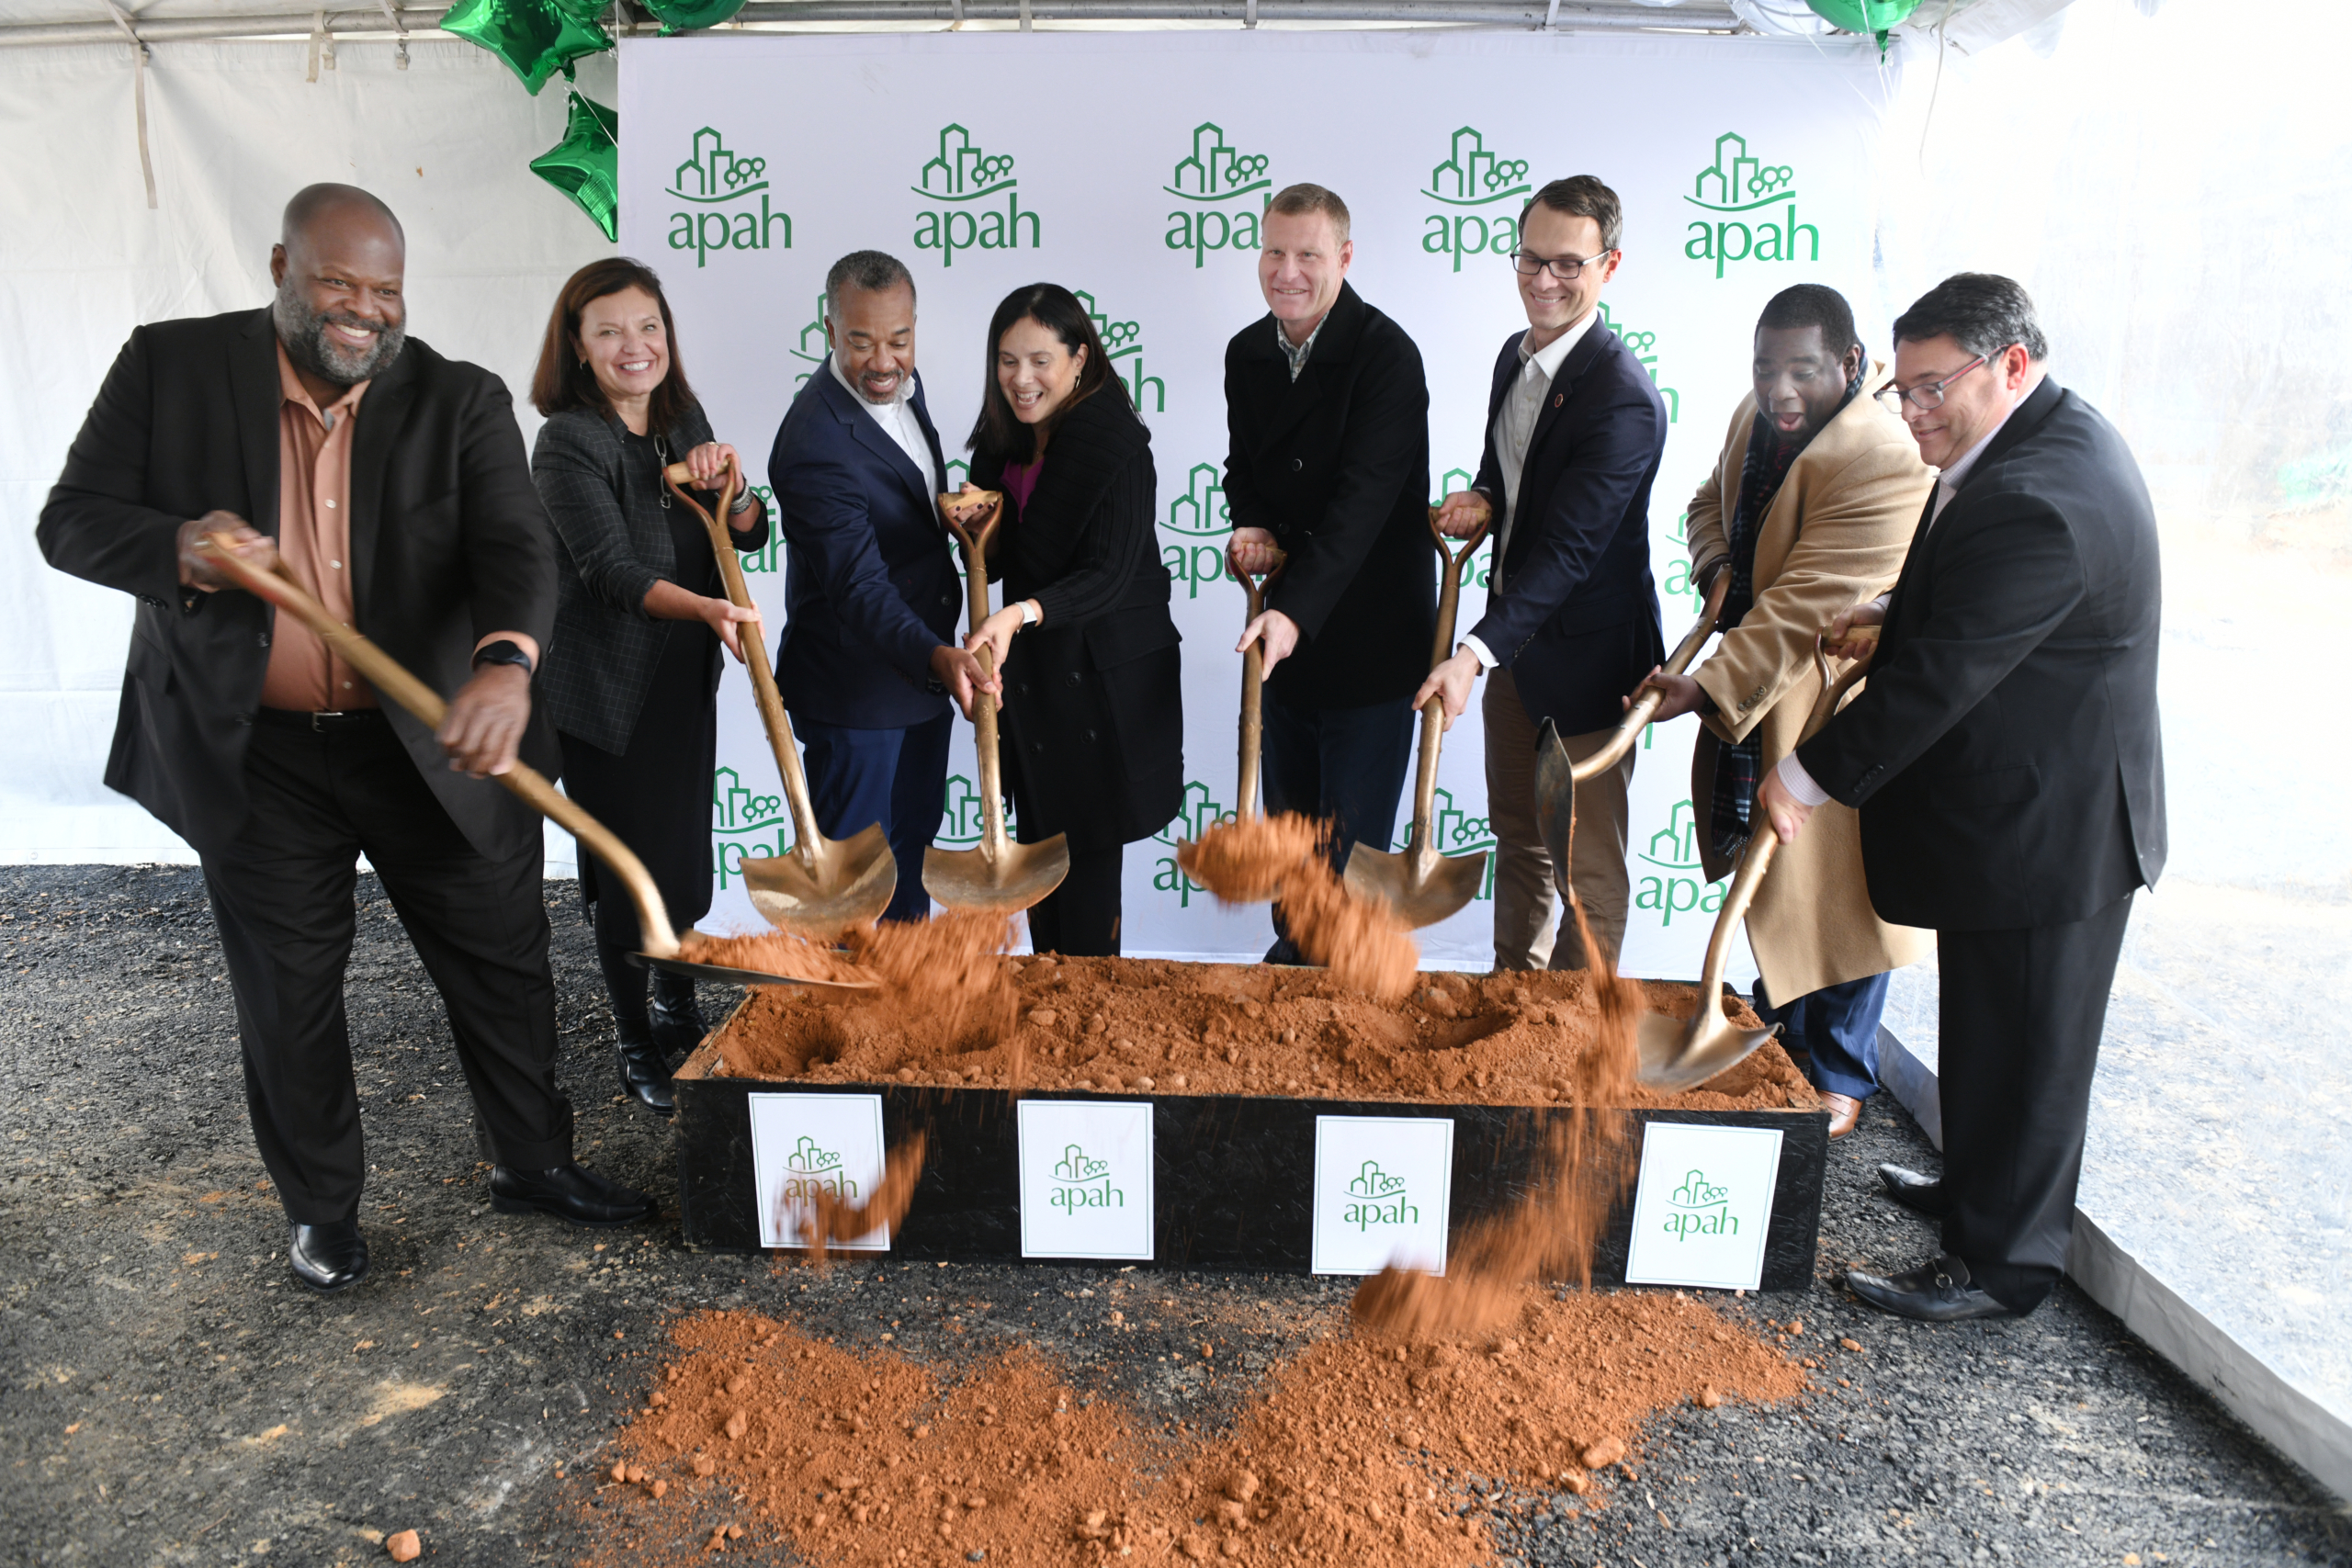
[1460, 308, 1601, 671]
[1772, 387, 2027, 807]
[831, 354, 941, 501]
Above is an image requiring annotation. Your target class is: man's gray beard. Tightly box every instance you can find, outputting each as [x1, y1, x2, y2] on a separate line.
[273, 282, 406, 387]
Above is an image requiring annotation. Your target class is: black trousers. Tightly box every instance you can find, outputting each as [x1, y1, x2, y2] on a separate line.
[1023, 843, 1125, 957]
[1936, 890, 2135, 1314]
[1260, 686, 1416, 953]
[199, 712, 572, 1225]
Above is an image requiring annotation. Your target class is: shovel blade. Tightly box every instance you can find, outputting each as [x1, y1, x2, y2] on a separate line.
[1343, 845, 1489, 931]
[1532, 718, 1577, 894]
[922, 832, 1072, 916]
[741, 821, 898, 939]
[1634, 1007, 1779, 1093]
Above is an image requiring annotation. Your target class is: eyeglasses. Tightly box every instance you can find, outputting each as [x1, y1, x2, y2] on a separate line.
[1877, 354, 1992, 412]
[1510, 248, 1616, 282]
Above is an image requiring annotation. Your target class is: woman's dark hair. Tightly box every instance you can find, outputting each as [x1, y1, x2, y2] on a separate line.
[530, 256, 698, 429]
[967, 283, 1130, 463]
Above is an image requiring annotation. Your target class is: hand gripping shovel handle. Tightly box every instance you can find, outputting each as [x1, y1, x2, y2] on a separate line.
[195, 532, 681, 957]
[1405, 506, 1494, 848]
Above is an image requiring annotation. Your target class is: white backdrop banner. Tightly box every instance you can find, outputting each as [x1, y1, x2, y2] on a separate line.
[617, 29, 1884, 975]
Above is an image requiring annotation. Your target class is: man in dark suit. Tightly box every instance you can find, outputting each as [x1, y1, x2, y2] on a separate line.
[767, 250, 986, 924]
[37, 184, 651, 1296]
[1759, 274, 2166, 1321]
[1422, 175, 1667, 972]
[1224, 184, 1434, 962]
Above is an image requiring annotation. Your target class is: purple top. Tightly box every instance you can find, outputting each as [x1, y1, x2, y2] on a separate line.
[1001, 457, 1043, 513]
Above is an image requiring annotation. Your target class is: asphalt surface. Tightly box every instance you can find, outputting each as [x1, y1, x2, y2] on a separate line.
[2, 863, 2345, 1568]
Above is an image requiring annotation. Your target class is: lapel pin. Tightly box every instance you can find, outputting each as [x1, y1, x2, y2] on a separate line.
[1553, 392, 1565, 408]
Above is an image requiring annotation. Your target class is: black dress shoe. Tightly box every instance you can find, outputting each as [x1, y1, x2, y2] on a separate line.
[1847, 1253, 2014, 1323]
[1262, 937, 1306, 966]
[288, 1219, 369, 1292]
[1879, 1163, 1950, 1217]
[616, 1028, 674, 1117]
[648, 977, 707, 1063]
[490, 1161, 653, 1227]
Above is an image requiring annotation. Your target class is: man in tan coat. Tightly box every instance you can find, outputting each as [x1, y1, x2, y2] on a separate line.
[1637, 284, 1934, 1135]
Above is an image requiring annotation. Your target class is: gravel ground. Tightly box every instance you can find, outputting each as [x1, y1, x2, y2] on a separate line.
[2, 863, 2344, 1568]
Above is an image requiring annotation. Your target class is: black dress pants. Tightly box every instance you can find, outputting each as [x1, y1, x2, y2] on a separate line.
[1936, 889, 2135, 1314]
[1023, 843, 1125, 957]
[199, 712, 572, 1225]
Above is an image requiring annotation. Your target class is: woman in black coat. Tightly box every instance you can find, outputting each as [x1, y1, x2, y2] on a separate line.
[961, 284, 1182, 957]
[528, 258, 767, 1115]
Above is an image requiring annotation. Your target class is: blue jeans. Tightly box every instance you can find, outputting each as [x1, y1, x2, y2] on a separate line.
[795, 711, 953, 924]
[1753, 970, 1891, 1100]
[1259, 686, 1416, 958]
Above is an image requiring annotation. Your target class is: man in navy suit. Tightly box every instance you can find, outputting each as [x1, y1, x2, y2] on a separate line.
[768, 251, 987, 922]
[1421, 176, 1667, 972]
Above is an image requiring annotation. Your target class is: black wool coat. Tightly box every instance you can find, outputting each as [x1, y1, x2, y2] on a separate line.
[972, 390, 1182, 852]
[1222, 282, 1435, 710]
[37, 307, 558, 863]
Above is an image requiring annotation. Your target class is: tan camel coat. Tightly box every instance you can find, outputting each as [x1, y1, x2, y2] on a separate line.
[1684, 363, 1937, 1002]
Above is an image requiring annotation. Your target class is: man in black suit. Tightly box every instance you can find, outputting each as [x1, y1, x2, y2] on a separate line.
[767, 251, 986, 924]
[38, 185, 651, 1296]
[1423, 175, 1667, 972]
[1758, 274, 2166, 1321]
[1224, 184, 1434, 962]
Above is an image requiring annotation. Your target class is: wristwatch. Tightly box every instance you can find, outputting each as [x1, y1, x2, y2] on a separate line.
[471, 638, 534, 676]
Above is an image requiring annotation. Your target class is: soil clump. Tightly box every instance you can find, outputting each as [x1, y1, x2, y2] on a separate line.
[1177, 815, 1419, 1000]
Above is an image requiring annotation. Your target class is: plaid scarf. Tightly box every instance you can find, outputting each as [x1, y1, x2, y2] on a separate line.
[1708, 370, 1863, 862]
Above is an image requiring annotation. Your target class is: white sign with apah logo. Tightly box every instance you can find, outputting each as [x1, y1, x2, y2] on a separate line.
[1311, 1115, 1453, 1277]
[1623, 1122, 1785, 1291]
[1018, 1100, 1154, 1261]
[748, 1092, 891, 1252]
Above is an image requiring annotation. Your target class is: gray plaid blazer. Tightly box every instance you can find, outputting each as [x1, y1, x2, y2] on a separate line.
[530, 403, 768, 753]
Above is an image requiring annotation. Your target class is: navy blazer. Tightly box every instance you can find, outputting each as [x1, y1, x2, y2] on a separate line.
[1796, 377, 2166, 931]
[766, 367, 961, 729]
[1464, 321, 1667, 736]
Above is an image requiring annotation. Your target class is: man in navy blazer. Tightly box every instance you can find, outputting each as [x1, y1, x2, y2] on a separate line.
[1422, 176, 1667, 972]
[767, 251, 986, 922]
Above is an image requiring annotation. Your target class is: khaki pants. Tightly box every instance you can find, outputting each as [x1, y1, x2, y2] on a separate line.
[1482, 667, 1635, 972]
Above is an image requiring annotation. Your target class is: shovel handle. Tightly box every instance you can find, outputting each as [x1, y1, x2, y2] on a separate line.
[663, 460, 827, 875]
[195, 533, 680, 956]
[1571, 568, 1731, 784]
[1234, 547, 1286, 821]
[1424, 503, 1494, 672]
[939, 493, 1011, 854]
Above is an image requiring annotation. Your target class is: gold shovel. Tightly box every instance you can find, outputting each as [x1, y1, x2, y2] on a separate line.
[1232, 546, 1287, 821]
[198, 533, 860, 990]
[1342, 508, 1495, 929]
[662, 460, 895, 939]
[1634, 641, 1869, 1090]
[920, 491, 1070, 916]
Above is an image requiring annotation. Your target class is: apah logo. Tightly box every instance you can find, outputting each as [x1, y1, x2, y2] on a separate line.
[1595, 300, 1679, 425]
[1634, 799, 1730, 927]
[666, 127, 791, 268]
[1424, 786, 1498, 902]
[1151, 781, 1228, 907]
[1664, 1168, 1736, 1240]
[1658, 510, 1703, 616]
[1159, 464, 1233, 601]
[1048, 1143, 1124, 1213]
[1343, 1160, 1419, 1232]
[1075, 289, 1162, 414]
[1683, 131, 1816, 280]
[711, 762, 787, 892]
[936, 773, 1018, 849]
[1421, 127, 1531, 274]
[912, 124, 1041, 267]
[781, 1134, 857, 1201]
[1163, 122, 1271, 270]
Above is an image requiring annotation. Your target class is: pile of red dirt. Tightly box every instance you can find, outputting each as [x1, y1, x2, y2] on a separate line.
[582, 1290, 1807, 1566]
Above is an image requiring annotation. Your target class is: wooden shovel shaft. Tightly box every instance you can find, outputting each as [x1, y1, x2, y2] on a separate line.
[1570, 568, 1732, 784]
[1238, 571, 1266, 820]
[196, 533, 679, 955]
[1404, 507, 1493, 861]
[941, 501, 1011, 859]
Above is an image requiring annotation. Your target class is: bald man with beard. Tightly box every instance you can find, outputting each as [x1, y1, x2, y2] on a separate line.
[40, 184, 651, 1295]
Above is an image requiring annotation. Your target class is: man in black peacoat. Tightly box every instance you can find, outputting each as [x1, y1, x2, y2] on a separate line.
[1762, 274, 2166, 1322]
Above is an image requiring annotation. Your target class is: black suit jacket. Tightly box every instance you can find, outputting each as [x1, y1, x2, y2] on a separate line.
[1464, 321, 1667, 736]
[36, 307, 559, 863]
[766, 367, 960, 729]
[1222, 282, 1435, 709]
[1795, 378, 2166, 931]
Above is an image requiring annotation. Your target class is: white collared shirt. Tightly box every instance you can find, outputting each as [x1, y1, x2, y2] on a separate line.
[1461, 308, 1602, 671]
[831, 354, 940, 500]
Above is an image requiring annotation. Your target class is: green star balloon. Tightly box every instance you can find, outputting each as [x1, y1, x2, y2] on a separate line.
[641, 0, 746, 33]
[530, 91, 620, 241]
[1804, 0, 1925, 34]
[441, 0, 611, 96]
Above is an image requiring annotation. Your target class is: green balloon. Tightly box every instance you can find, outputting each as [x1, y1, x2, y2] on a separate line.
[441, 0, 611, 96]
[531, 92, 620, 242]
[641, 0, 746, 34]
[1804, 0, 1925, 31]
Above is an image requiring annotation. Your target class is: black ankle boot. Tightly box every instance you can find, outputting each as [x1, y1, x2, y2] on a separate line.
[616, 1024, 674, 1117]
[649, 974, 707, 1063]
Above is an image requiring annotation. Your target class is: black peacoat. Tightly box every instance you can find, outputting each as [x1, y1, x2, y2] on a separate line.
[972, 390, 1182, 853]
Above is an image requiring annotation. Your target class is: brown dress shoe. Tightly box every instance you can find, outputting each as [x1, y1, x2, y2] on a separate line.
[1821, 1091, 1862, 1137]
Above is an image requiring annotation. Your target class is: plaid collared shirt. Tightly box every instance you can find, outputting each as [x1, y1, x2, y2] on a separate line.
[1277, 314, 1325, 382]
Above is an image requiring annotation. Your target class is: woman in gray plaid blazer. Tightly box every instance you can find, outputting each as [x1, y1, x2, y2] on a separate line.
[528, 259, 768, 1117]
